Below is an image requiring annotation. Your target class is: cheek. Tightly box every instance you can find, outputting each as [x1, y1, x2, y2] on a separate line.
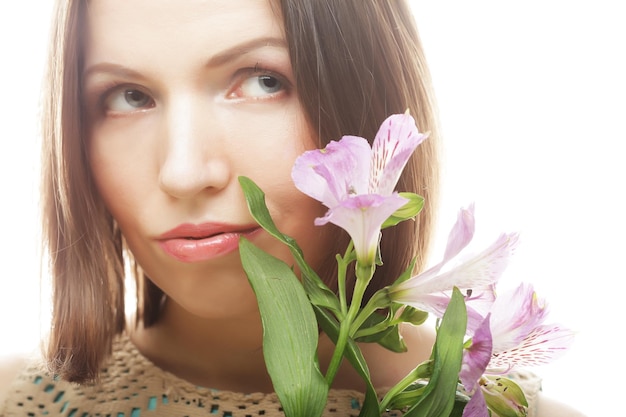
[246, 112, 316, 181]
[87, 137, 149, 230]
[293, 199, 333, 268]
[267, 180, 333, 269]
[242, 119, 332, 268]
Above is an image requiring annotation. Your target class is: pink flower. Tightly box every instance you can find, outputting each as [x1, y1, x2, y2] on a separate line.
[486, 283, 575, 371]
[460, 315, 493, 394]
[460, 284, 575, 417]
[291, 113, 427, 266]
[388, 205, 520, 331]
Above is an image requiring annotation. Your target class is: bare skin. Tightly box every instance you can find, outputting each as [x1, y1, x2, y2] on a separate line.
[130, 303, 436, 394]
[0, 356, 27, 404]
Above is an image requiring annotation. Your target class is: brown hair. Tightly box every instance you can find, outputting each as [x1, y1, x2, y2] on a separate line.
[42, 0, 125, 382]
[41, 0, 440, 383]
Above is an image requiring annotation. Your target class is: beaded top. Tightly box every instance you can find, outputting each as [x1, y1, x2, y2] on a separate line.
[0, 333, 541, 416]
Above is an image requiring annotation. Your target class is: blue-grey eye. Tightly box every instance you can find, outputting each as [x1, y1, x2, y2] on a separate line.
[240, 74, 283, 97]
[105, 87, 154, 112]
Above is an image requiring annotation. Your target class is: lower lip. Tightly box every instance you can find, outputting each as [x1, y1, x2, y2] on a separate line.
[158, 228, 262, 263]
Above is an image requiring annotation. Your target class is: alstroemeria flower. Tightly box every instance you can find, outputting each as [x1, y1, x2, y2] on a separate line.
[388, 205, 519, 331]
[461, 316, 527, 417]
[460, 315, 493, 417]
[460, 284, 575, 417]
[485, 283, 575, 371]
[460, 315, 493, 394]
[291, 113, 427, 267]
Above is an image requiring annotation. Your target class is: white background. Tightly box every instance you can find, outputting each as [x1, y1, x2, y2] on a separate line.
[2, 2, 624, 416]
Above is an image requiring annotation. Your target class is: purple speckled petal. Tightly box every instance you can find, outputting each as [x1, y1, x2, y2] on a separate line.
[460, 315, 493, 391]
[316, 193, 408, 263]
[292, 135, 371, 208]
[370, 113, 428, 195]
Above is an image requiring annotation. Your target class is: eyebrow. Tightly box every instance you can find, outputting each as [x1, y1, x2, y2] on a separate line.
[83, 36, 289, 80]
[205, 36, 288, 68]
[83, 63, 143, 81]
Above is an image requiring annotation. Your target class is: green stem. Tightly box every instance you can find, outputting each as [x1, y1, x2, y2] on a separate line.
[353, 318, 402, 339]
[349, 290, 390, 336]
[379, 360, 433, 412]
[337, 241, 354, 316]
[325, 265, 372, 385]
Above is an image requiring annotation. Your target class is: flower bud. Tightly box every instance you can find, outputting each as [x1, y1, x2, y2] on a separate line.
[481, 376, 528, 417]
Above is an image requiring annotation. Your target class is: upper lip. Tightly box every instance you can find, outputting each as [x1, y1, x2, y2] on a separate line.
[157, 222, 259, 240]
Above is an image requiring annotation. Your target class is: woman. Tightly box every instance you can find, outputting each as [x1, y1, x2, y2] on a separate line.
[0, 0, 583, 416]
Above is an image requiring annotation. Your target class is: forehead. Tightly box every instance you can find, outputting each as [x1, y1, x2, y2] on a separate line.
[83, 0, 285, 68]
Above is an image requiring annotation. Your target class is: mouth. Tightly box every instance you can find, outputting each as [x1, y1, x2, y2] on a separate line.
[182, 233, 220, 240]
[181, 226, 259, 239]
[157, 223, 262, 262]
[158, 222, 259, 239]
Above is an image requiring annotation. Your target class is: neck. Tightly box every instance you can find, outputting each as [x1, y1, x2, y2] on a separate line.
[129, 298, 392, 394]
[130, 299, 273, 393]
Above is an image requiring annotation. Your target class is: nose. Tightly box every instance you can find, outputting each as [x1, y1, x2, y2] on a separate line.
[158, 96, 230, 199]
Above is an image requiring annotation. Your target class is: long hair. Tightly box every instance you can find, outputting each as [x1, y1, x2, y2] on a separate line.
[41, 0, 125, 383]
[42, 0, 439, 383]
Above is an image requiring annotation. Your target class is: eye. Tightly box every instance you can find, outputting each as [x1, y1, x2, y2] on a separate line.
[103, 86, 155, 113]
[228, 69, 289, 100]
[242, 75, 283, 96]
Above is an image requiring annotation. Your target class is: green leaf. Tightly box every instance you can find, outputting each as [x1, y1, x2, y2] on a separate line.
[239, 176, 341, 314]
[398, 306, 429, 327]
[385, 382, 469, 413]
[240, 238, 329, 417]
[375, 324, 408, 353]
[449, 397, 469, 417]
[402, 288, 467, 417]
[353, 313, 407, 353]
[314, 307, 381, 417]
[381, 192, 424, 229]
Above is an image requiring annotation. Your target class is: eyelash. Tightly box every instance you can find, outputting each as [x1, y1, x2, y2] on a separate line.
[227, 64, 291, 100]
[87, 81, 152, 118]
[90, 65, 292, 117]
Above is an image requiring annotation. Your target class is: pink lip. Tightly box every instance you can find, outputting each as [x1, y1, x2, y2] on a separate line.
[157, 222, 261, 263]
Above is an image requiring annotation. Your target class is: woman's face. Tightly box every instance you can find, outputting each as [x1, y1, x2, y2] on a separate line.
[83, 0, 332, 319]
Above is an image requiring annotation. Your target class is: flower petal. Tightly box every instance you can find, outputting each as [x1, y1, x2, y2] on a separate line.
[389, 292, 451, 318]
[462, 387, 490, 417]
[292, 135, 371, 208]
[315, 193, 408, 264]
[397, 233, 519, 298]
[489, 283, 549, 351]
[461, 314, 493, 392]
[443, 204, 476, 262]
[464, 285, 497, 318]
[393, 204, 477, 290]
[370, 113, 428, 195]
[488, 324, 576, 370]
[389, 233, 518, 335]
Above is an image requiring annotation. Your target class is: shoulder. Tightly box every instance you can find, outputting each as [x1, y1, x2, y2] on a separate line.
[0, 354, 28, 405]
[506, 370, 586, 417]
[0, 334, 160, 415]
[536, 393, 588, 417]
[0, 352, 61, 415]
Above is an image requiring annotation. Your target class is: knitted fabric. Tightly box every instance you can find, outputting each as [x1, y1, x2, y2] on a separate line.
[0, 333, 541, 416]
